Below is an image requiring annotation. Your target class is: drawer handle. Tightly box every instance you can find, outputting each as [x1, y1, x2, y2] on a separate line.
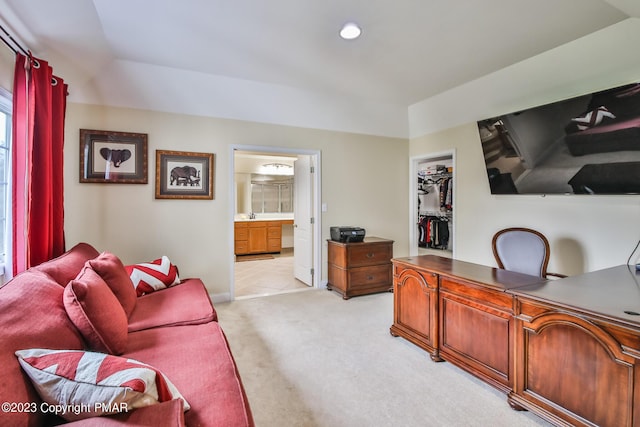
[366, 253, 375, 258]
[367, 275, 374, 281]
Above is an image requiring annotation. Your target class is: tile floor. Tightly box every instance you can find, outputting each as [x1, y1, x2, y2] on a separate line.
[234, 249, 311, 299]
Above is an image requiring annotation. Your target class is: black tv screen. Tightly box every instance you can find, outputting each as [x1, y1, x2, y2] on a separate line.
[477, 82, 640, 195]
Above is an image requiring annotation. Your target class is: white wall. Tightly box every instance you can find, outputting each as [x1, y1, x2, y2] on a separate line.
[409, 19, 640, 274]
[409, 18, 640, 138]
[64, 104, 409, 299]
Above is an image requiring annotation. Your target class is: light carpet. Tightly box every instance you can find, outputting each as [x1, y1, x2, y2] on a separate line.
[216, 290, 552, 427]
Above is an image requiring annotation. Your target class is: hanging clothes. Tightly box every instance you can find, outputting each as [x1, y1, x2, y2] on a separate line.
[418, 215, 450, 249]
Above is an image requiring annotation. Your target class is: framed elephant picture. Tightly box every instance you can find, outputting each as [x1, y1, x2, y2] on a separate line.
[155, 150, 214, 199]
[80, 129, 148, 184]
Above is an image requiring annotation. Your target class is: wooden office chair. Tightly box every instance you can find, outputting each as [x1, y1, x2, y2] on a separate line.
[492, 227, 566, 278]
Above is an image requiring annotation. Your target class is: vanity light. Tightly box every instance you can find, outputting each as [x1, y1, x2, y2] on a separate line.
[261, 163, 293, 175]
[340, 22, 361, 40]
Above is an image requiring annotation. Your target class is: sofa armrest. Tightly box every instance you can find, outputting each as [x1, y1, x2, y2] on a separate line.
[63, 400, 185, 427]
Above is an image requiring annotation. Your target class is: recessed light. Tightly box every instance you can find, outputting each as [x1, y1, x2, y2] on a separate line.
[340, 22, 361, 40]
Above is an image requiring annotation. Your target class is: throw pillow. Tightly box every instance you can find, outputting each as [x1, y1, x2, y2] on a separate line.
[125, 256, 180, 296]
[88, 252, 137, 317]
[568, 105, 616, 132]
[15, 348, 190, 422]
[64, 266, 129, 355]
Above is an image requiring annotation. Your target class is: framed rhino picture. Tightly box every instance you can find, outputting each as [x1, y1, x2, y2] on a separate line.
[155, 150, 214, 199]
[80, 129, 148, 184]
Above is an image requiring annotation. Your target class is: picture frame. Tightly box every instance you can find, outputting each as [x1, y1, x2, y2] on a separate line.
[79, 129, 148, 184]
[155, 150, 214, 200]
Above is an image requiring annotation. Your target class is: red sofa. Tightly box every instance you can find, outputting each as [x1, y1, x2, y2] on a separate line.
[0, 243, 254, 427]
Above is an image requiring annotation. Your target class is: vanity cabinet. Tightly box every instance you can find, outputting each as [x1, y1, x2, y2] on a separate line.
[267, 222, 282, 253]
[234, 222, 249, 255]
[247, 222, 268, 253]
[234, 220, 292, 255]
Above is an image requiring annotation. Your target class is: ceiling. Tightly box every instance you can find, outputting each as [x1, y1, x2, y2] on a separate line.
[0, 0, 638, 133]
[235, 152, 297, 175]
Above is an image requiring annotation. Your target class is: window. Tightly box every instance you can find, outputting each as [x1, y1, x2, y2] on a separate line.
[0, 87, 11, 272]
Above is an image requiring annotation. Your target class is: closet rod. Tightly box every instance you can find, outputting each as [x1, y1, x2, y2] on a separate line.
[0, 23, 28, 56]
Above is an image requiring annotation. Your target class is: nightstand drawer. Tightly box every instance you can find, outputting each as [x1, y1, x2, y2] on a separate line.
[347, 243, 393, 267]
[348, 264, 392, 290]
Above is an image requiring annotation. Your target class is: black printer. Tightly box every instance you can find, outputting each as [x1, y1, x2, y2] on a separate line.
[330, 226, 366, 243]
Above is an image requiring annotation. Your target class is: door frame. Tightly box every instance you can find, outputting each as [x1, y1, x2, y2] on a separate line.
[229, 144, 322, 300]
[409, 149, 456, 257]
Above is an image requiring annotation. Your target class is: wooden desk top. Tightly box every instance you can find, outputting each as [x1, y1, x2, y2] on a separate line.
[392, 255, 545, 292]
[393, 256, 640, 327]
[510, 264, 640, 327]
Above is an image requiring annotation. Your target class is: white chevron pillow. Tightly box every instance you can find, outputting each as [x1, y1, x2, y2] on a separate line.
[125, 256, 180, 296]
[15, 348, 189, 421]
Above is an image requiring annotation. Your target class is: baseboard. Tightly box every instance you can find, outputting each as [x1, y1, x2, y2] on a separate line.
[211, 283, 327, 303]
[210, 292, 231, 303]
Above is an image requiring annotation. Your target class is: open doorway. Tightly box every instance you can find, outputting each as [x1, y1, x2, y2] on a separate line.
[409, 150, 456, 258]
[230, 146, 321, 300]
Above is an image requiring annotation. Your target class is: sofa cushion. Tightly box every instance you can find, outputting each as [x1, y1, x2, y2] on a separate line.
[128, 279, 217, 332]
[63, 399, 186, 426]
[64, 266, 129, 355]
[0, 270, 85, 427]
[15, 348, 190, 422]
[33, 242, 100, 286]
[88, 252, 137, 317]
[125, 256, 180, 296]
[125, 322, 254, 427]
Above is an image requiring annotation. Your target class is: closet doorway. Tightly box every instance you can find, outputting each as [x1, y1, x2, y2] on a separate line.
[409, 150, 455, 258]
[230, 146, 321, 300]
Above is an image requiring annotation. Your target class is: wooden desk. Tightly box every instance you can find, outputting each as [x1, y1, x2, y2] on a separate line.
[390, 256, 640, 427]
[390, 256, 544, 391]
[510, 265, 640, 427]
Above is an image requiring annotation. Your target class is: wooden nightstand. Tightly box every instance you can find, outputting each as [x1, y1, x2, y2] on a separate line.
[327, 237, 394, 299]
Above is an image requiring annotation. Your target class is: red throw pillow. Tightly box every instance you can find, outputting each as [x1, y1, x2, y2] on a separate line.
[64, 266, 128, 355]
[88, 252, 137, 318]
[15, 348, 190, 422]
[125, 256, 180, 297]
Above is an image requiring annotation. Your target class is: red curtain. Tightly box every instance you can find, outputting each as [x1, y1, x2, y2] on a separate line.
[12, 53, 67, 274]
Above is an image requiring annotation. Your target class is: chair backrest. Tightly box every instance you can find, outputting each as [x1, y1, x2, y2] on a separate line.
[492, 227, 550, 277]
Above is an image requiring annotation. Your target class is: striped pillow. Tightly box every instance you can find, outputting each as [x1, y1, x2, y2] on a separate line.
[15, 348, 189, 421]
[125, 256, 180, 296]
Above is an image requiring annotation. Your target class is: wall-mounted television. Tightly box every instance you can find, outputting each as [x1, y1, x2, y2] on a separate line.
[477, 82, 640, 195]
